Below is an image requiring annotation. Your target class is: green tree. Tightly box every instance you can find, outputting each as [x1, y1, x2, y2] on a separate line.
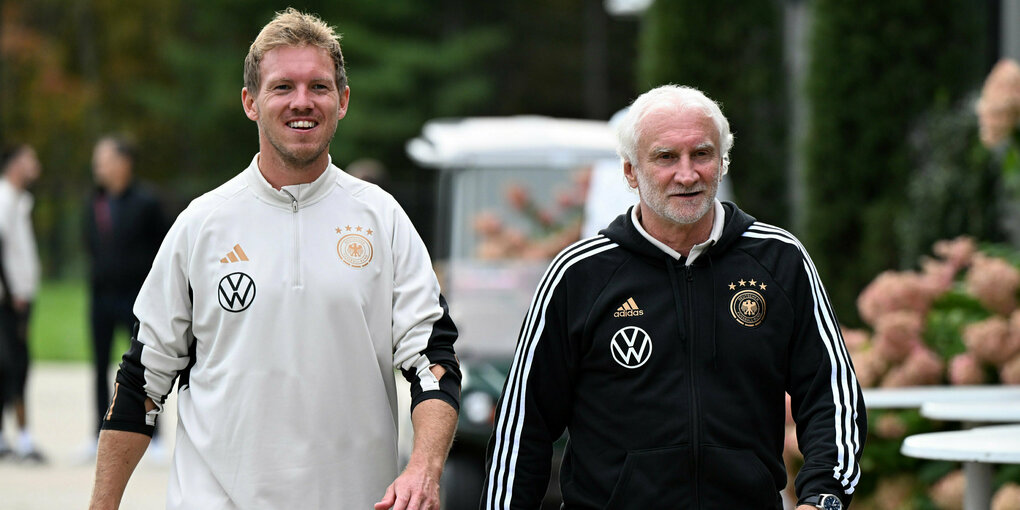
[2, 0, 640, 276]
[0, 1, 103, 277]
[897, 96, 1003, 265]
[804, 0, 988, 324]
[636, 0, 789, 227]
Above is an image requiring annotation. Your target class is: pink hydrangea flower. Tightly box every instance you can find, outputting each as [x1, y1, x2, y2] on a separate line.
[976, 59, 1020, 148]
[858, 271, 939, 327]
[905, 346, 945, 383]
[873, 312, 924, 363]
[964, 317, 1014, 365]
[850, 348, 888, 388]
[873, 476, 917, 510]
[965, 254, 1020, 316]
[929, 470, 965, 510]
[1000, 354, 1020, 385]
[1009, 310, 1020, 358]
[881, 346, 944, 387]
[991, 482, 1020, 510]
[948, 353, 986, 385]
[932, 236, 977, 272]
[920, 257, 957, 295]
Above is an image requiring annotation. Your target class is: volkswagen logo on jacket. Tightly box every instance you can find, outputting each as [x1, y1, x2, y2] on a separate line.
[610, 326, 652, 368]
[218, 272, 256, 312]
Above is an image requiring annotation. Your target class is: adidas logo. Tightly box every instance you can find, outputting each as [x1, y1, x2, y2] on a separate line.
[220, 244, 250, 263]
[614, 297, 644, 317]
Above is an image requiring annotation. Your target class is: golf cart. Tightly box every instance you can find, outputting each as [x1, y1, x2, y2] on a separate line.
[407, 116, 624, 509]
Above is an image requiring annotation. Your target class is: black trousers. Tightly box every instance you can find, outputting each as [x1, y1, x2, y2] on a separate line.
[0, 303, 31, 431]
[89, 288, 160, 437]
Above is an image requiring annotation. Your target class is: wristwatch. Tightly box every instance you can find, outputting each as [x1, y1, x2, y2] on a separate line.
[802, 494, 842, 510]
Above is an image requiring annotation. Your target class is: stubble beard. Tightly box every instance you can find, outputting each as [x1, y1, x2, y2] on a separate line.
[269, 136, 331, 168]
[262, 115, 339, 169]
[634, 167, 717, 225]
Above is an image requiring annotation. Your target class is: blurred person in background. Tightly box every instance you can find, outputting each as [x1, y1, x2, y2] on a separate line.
[346, 157, 389, 188]
[89, 8, 459, 510]
[0, 143, 44, 462]
[83, 135, 168, 460]
[482, 85, 865, 510]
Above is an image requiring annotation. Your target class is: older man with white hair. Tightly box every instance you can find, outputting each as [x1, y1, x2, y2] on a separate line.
[482, 85, 866, 510]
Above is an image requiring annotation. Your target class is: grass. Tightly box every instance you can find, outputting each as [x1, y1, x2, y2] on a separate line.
[29, 278, 129, 363]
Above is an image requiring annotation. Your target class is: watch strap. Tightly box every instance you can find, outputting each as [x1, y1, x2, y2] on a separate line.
[801, 494, 842, 510]
[801, 495, 822, 507]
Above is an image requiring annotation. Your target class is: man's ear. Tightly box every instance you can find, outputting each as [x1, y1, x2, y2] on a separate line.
[623, 160, 639, 189]
[242, 87, 259, 121]
[337, 86, 350, 120]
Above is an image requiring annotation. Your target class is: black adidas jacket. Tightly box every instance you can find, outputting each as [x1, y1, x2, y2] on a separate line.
[84, 181, 167, 294]
[482, 203, 865, 509]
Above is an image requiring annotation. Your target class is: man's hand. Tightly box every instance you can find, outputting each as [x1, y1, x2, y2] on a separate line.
[373, 458, 441, 510]
[374, 365, 457, 510]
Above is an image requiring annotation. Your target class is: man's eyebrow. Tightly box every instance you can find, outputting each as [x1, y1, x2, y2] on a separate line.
[265, 76, 334, 85]
[649, 142, 716, 154]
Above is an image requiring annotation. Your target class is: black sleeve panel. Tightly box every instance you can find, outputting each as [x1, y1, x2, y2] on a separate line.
[102, 323, 156, 436]
[403, 294, 461, 413]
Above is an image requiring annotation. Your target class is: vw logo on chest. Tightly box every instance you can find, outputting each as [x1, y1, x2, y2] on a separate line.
[610, 326, 653, 369]
[218, 272, 256, 312]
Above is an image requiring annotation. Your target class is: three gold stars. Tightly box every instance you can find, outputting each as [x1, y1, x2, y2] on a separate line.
[336, 225, 373, 235]
[729, 279, 767, 291]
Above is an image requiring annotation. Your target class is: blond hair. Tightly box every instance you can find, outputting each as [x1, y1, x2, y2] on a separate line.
[243, 8, 346, 94]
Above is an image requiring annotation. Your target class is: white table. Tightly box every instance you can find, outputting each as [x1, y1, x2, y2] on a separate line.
[864, 386, 1020, 509]
[901, 424, 1020, 510]
[863, 385, 1020, 410]
[920, 400, 1020, 423]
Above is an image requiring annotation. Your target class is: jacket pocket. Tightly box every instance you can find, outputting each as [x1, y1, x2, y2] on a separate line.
[700, 445, 781, 508]
[604, 445, 691, 509]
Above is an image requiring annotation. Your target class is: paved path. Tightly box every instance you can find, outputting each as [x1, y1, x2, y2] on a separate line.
[0, 363, 177, 509]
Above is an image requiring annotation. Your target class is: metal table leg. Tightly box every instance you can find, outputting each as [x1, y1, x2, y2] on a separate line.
[963, 461, 992, 510]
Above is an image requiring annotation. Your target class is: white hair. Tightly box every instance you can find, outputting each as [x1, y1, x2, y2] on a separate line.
[615, 84, 734, 175]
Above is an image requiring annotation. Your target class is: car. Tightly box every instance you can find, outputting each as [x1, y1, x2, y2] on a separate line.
[406, 116, 620, 510]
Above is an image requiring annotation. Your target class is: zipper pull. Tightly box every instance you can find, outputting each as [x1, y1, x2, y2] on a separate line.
[685, 265, 694, 282]
[280, 188, 299, 212]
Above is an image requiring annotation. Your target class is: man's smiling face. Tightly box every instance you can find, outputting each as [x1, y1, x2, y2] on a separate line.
[625, 106, 723, 230]
[243, 44, 348, 169]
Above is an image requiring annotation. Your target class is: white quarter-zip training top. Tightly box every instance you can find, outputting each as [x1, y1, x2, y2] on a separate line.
[104, 155, 460, 509]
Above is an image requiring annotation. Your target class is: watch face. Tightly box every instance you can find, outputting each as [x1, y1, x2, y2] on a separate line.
[820, 495, 842, 510]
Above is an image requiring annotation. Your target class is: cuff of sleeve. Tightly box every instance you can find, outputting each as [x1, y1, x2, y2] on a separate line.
[411, 372, 461, 413]
[101, 419, 155, 437]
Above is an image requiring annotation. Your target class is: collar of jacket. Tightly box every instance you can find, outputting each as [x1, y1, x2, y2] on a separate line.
[600, 201, 757, 265]
[243, 153, 338, 211]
